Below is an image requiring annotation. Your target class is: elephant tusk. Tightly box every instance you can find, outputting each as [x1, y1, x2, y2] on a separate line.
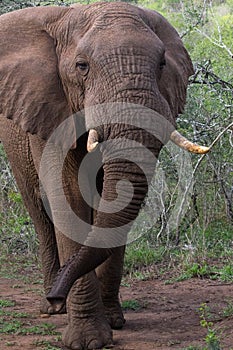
[87, 129, 99, 152]
[170, 130, 210, 154]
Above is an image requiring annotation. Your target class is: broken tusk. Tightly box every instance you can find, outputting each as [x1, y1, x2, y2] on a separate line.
[87, 129, 99, 152]
[170, 130, 210, 154]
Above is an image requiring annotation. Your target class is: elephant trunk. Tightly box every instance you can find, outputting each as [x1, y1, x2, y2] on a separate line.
[46, 245, 113, 312]
[47, 130, 161, 312]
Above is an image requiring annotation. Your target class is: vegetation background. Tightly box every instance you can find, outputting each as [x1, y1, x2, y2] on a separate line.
[0, 0, 232, 281]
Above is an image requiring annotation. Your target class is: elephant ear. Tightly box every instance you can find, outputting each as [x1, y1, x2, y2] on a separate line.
[0, 6, 73, 141]
[142, 9, 194, 118]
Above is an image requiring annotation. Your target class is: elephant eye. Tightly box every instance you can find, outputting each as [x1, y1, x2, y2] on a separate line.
[76, 61, 89, 75]
[160, 59, 166, 70]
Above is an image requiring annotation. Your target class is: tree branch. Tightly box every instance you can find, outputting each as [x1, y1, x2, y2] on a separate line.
[190, 63, 233, 89]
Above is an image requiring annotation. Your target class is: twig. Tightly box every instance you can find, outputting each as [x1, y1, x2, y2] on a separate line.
[193, 121, 233, 177]
[190, 64, 233, 90]
[180, 0, 208, 38]
[195, 28, 233, 58]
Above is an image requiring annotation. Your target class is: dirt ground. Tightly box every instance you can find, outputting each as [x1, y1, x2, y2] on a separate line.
[0, 275, 233, 350]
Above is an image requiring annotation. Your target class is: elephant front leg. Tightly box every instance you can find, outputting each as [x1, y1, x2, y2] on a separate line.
[63, 272, 113, 350]
[54, 231, 112, 349]
[96, 246, 126, 329]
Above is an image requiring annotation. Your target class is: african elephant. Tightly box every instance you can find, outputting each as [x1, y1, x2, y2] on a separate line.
[0, 2, 209, 349]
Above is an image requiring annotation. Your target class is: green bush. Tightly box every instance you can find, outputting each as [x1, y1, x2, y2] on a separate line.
[0, 144, 37, 254]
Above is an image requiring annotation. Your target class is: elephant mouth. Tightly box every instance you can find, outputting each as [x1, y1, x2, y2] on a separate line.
[87, 128, 210, 154]
[84, 103, 210, 155]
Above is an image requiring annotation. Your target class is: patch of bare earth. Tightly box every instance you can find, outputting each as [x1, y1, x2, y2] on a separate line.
[0, 276, 233, 349]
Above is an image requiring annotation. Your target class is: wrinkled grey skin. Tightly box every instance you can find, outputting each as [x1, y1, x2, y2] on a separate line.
[0, 2, 193, 349]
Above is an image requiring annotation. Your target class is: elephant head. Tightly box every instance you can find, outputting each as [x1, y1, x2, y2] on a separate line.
[0, 2, 209, 311]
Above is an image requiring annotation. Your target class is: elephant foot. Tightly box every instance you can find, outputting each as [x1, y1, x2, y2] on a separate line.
[63, 316, 113, 350]
[103, 299, 126, 330]
[40, 296, 67, 315]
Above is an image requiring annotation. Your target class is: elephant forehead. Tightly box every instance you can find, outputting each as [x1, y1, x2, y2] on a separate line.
[69, 2, 152, 40]
[65, 4, 164, 60]
[76, 22, 164, 62]
[93, 11, 147, 30]
[82, 1, 143, 23]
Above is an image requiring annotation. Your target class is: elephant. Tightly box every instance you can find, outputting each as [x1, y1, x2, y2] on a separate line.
[0, 2, 209, 349]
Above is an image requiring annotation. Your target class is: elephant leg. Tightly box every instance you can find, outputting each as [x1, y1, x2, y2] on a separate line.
[64, 274, 113, 350]
[96, 246, 126, 329]
[55, 231, 113, 350]
[50, 148, 112, 349]
[0, 119, 61, 314]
